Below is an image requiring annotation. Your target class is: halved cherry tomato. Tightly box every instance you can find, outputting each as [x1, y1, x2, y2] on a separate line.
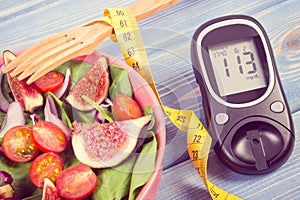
[113, 94, 143, 120]
[34, 71, 64, 92]
[32, 121, 67, 153]
[56, 164, 97, 200]
[2, 125, 39, 162]
[30, 152, 64, 188]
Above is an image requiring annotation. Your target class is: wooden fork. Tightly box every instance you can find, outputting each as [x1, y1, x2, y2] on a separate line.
[2, 0, 182, 84]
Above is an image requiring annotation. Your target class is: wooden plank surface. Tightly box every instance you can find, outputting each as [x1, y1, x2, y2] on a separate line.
[1, 0, 300, 199]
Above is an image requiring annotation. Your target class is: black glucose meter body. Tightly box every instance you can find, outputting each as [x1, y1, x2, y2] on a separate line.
[191, 15, 295, 174]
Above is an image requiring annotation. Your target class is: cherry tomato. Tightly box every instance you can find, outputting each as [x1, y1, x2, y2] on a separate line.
[113, 94, 143, 120]
[32, 121, 67, 153]
[56, 164, 97, 200]
[34, 71, 64, 92]
[2, 125, 39, 162]
[30, 152, 64, 188]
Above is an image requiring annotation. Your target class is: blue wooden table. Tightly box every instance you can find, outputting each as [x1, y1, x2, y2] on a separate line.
[1, 0, 300, 199]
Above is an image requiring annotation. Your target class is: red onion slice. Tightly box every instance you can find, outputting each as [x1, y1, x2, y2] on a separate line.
[54, 68, 71, 99]
[0, 171, 13, 185]
[44, 95, 71, 139]
[46, 94, 58, 117]
[95, 110, 105, 123]
[100, 98, 113, 108]
[0, 102, 25, 138]
[94, 98, 112, 123]
[0, 68, 10, 112]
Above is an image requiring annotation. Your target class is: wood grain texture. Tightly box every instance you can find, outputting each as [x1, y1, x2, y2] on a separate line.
[0, 0, 300, 199]
[157, 111, 300, 199]
[2, 0, 183, 84]
[131, 0, 182, 21]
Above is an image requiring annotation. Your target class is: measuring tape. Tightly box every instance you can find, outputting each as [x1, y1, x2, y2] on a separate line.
[93, 7, 242, 200]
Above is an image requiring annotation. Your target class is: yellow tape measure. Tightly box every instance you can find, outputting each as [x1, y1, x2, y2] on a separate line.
[99, 7, 242, 200]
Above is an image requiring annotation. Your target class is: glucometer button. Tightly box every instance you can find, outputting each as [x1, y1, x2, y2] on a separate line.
[270, 101, 284, 113]
[215, 113, 229, 125]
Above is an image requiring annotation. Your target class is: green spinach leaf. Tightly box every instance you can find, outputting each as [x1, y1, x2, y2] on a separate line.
[109, 65, 133, 101]
[59, 142, 80, 168]
[92, 106, 158, 200]
[143, 106, 155, 131]
[128, 106, 157, 200]
[22, 189, 42, 200]
[81, 95, 114, 122]
[0, 111, 6, 128]
[0, 155, 36, 198]
[92, 156, 137, 200]
[71, 109, 95, 124]
[23, 194, 42, 200]
[45, 92, 72, 129]
[128, 131, 157, 200]
[54, 60, 93, 90]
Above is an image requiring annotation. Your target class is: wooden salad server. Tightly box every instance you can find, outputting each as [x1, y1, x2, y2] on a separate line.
[2, 0, 182, 84]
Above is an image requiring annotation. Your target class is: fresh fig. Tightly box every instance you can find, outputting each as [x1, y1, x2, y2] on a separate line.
[0, 70, 10, 112]
[66, 57, 109, 111]
[3, 51, 43, 113]
[72, 115, 151, 168]
[42, 178, 61, 200]
[0, 184, 14, 198]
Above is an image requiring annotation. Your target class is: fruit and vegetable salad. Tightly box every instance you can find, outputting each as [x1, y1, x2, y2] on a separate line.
[0, 51, 158, 200]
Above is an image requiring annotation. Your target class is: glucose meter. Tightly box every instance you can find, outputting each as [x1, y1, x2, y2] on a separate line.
[191, 15, 295, 174]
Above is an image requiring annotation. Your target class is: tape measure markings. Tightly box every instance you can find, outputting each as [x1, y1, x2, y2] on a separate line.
[94, 7, 242, 200]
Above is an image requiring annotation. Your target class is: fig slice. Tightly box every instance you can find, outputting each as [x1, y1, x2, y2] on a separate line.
[72, 115, 151, 168]
[0, 184, 14, 198]
[0, 70, 10, 112]
[3, 50, 43, 113]
[42, 178, 61, 200]
[66, 57, 109, 111]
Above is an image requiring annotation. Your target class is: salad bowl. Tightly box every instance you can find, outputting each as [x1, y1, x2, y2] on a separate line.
[0, 49, 166, 199]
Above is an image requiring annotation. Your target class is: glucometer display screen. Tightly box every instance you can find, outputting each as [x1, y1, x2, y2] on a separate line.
[208, 38, 267, 96]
